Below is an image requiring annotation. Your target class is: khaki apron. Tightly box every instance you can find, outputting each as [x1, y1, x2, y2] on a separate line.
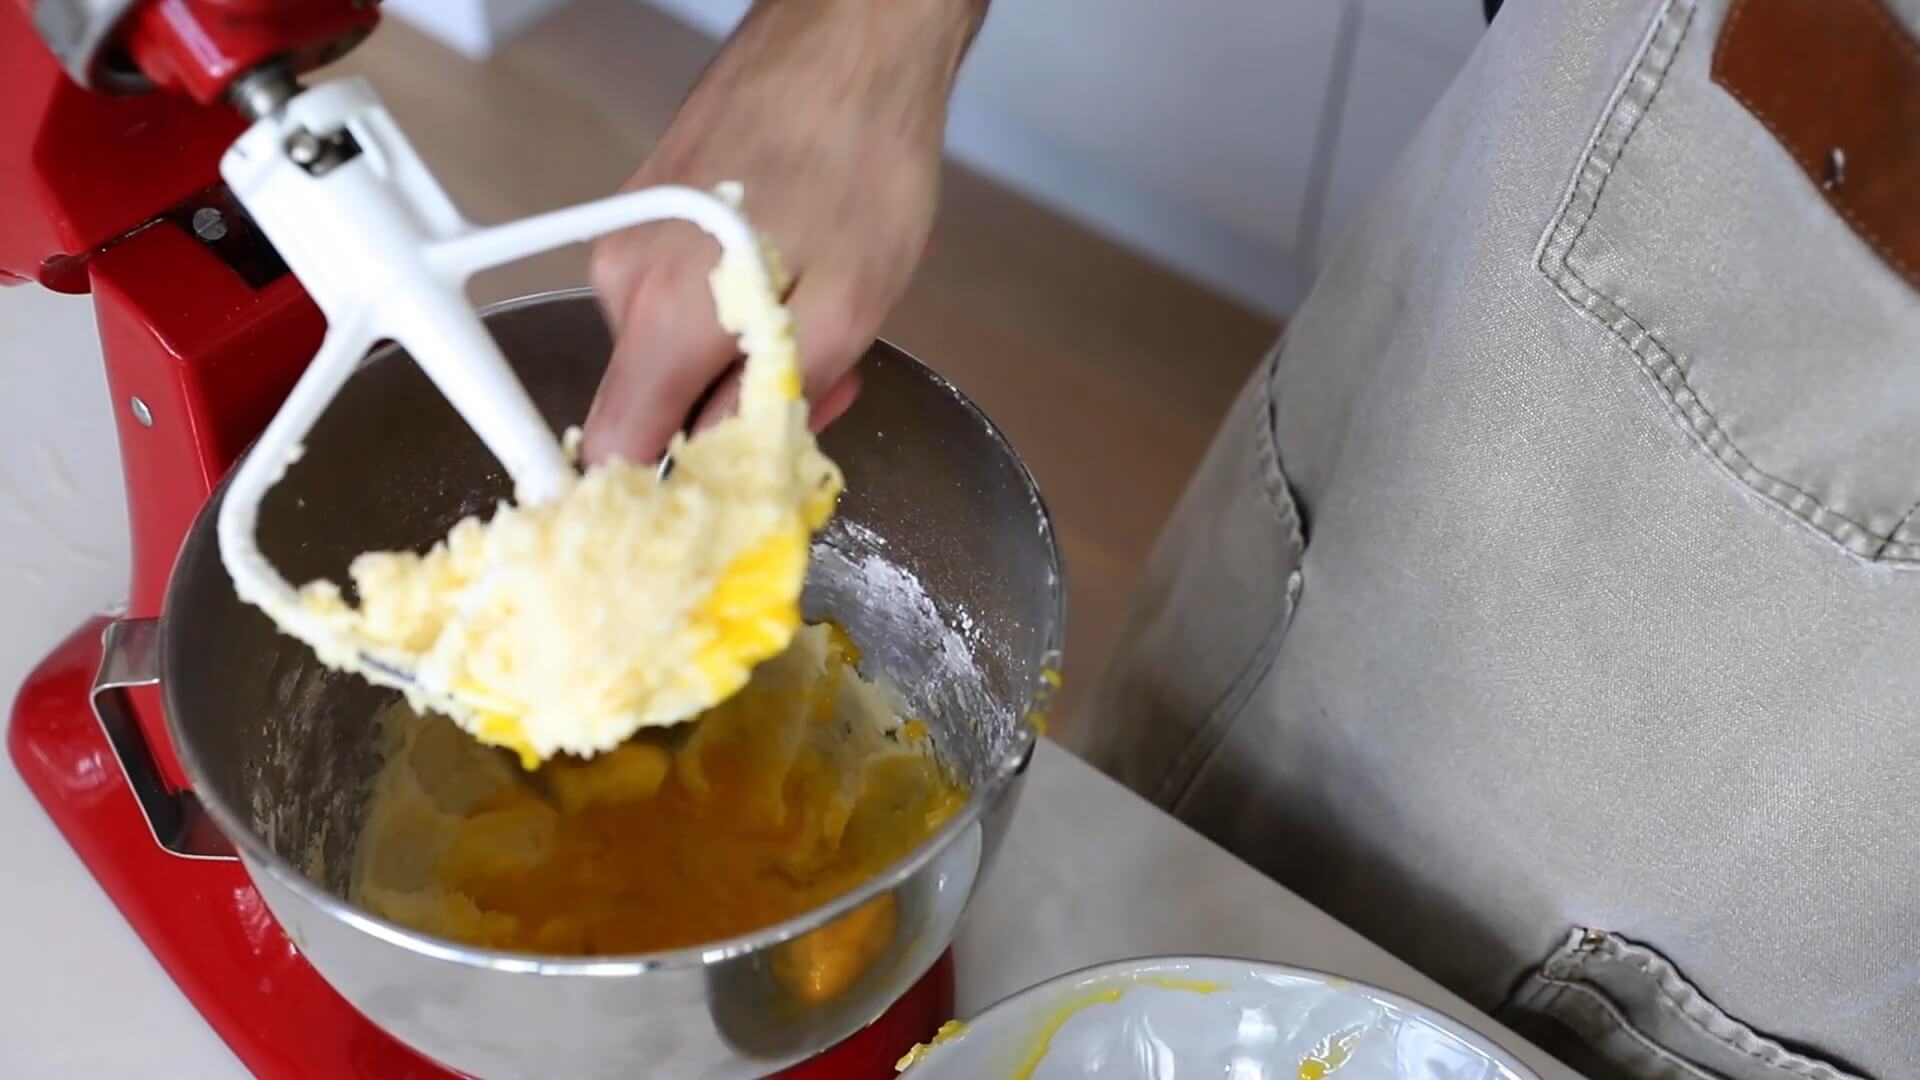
[1073, 1, 1920, 1077]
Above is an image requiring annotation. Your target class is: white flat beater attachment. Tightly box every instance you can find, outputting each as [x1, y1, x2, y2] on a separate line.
[213, 77, 772, 714]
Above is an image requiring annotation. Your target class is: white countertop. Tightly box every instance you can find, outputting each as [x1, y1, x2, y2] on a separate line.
[0, 286, 1574, 1078]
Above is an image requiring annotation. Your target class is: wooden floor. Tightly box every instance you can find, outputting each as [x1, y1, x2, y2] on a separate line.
[339, 0, 1279, 730]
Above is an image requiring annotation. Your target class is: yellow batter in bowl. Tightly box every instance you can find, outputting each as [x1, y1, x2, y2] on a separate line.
[349, 623, 966, 959]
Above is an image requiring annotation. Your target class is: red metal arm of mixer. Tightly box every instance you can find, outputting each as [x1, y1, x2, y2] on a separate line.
[0, 0, 378, 289]
[2, 0, 373, 783]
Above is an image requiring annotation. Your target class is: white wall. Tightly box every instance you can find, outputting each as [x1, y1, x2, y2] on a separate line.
[936, 0, 1345, 317]
[389, 0, 1488, 319]
[382, 0, 577, 58]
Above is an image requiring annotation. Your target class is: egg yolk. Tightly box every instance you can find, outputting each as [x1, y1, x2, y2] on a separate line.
[349, 623, 967, 965]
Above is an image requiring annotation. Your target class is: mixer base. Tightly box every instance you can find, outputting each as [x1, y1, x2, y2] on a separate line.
[10, 616, 954, 1078]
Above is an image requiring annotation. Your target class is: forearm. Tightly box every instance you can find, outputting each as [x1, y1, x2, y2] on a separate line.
[871, 0, 993, 88]
[591, 0, 979, 463]
[718, 0, 989, 135]
[744, 0, 991, 70]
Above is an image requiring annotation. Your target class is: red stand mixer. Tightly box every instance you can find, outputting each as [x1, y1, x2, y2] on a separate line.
[2, 2, 959, 1074]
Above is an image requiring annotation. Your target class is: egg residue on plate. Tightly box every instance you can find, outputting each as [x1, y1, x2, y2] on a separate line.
[895, 977, 1228, 1078]
[895, 1020, 970, 1072]
[289, 185, 839, 767]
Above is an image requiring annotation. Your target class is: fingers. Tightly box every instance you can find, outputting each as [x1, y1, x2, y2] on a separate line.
[688, 365, 743, 436]
[584, 232, 892, 465]
[810, 370, 862, 432]
[688, 366, 862, 436]
[581, 229, 737, 466]
[686, 361, 864, 441]
[787, 268, 883, 404]
[682, 265, 878, 436]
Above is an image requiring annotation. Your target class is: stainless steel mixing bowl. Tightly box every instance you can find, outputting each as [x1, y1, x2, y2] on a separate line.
[153, 289, 1064, 1079]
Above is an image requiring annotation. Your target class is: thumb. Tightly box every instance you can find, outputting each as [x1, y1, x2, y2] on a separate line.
[582, 280, 735, 467]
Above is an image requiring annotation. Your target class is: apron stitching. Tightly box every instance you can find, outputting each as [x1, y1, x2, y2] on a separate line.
[1535, 0, 1694, 275]
[1561, 5, 1695, 281]
[1535, 0, 1920, 564]
[1163, 612, 1292, 813]
[1251, 335, 1306, 547]
[1155, 345, 1306, 808]
[1875, 495, 1920, 557]
[1610, 950, 1862, 1080]
[1553, 236, 1918, 562]
[1524, 972, 1723, 1079]
[1563, 933, 1865, 1080]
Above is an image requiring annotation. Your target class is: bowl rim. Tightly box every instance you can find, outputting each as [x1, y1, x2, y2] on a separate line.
[903, 954, 1541, 1078]
[162, 287, 1067, 977]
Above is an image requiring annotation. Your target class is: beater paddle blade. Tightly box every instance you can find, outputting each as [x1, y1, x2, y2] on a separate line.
[213, 77, 805, 746]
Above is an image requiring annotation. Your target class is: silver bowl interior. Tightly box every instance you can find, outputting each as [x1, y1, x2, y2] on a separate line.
[160, 289, 1064, 959]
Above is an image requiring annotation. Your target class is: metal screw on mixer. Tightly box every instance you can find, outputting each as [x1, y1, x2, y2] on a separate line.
[191, 207, 228, 243]
[281, 124, 364, 177]
[286, 130, 324, 167]
[129, 396, 153, 428]
[227, 64, 303, 122]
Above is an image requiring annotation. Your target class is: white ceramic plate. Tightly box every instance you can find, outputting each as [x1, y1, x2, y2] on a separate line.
[898, 956, 1539, 1080]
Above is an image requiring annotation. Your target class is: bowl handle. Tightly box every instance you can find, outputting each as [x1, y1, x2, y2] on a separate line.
[91, 619, 236, 861]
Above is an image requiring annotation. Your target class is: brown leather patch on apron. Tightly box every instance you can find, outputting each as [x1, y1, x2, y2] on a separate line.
[1713, 0, 1920, 292]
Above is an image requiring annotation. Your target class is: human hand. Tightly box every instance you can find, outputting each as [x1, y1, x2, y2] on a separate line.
[581, 0, 987, 466]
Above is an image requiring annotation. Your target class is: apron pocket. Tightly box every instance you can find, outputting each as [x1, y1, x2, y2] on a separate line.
[1070, 338, 1308, 807]
[1536, 0, 1920, 562]
[1501, 929, 1870, 1080]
